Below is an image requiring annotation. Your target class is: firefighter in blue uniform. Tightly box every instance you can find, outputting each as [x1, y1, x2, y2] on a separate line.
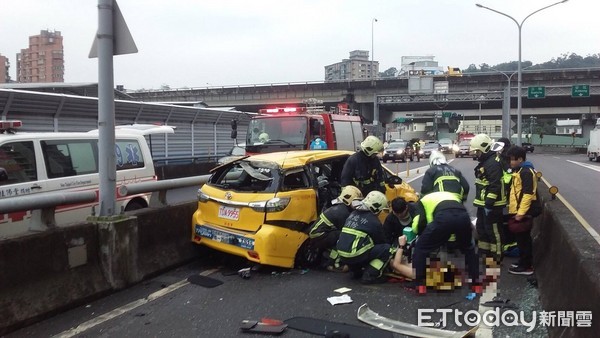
[308, 185, 363, 272]
[336, 191, 391, 284]
[340, 135, 387, 196]
[410, 191, 480, 294]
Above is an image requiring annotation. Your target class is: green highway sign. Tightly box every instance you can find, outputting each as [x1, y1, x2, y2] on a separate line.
[393, 117, 406, 123]
[528, 86, 545, 99]
[572, 85, 590, 98]
[442, 111, 452, 118]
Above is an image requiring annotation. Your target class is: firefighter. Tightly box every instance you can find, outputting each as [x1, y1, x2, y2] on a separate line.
[258, 132, 270, 143]
[410, 191, 480, 294]
[413, 140, 421, 162]
[340, 135, 386, 196]
[308, 185, 363, 272]
[337, 191, 392, 284]
[420, 151, 469, 201]
[491, 137, 518, 257]
[470, 134, 507, 265]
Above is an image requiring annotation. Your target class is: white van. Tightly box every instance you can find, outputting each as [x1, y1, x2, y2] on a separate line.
[0, 121, 173, 238]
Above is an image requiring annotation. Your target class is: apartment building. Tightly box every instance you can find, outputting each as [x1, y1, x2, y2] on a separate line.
[324, 50, 379, 82]
[0, 54, 9, 83]
[17, 30, 64, 83]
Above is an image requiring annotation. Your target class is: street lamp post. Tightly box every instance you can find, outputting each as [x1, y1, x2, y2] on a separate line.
[490, 69, 518, 139]
[371, 18, 377, 80]
[476, 0, 569, 145]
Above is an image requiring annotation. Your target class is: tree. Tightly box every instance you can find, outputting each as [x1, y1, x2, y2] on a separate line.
[461, 53, 600, 73]
[380, 67, 398, 78]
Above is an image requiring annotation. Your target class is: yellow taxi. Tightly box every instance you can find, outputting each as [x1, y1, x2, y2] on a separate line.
[191, 150, 418, 268]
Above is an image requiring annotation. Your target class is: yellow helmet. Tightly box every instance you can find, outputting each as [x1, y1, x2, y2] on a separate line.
[360, 136, 383, 156]
[259, 132, 269, 142]
[339, 185, 363, 206]
[362, 191, 388, 214]
[470, 134, 492, 153]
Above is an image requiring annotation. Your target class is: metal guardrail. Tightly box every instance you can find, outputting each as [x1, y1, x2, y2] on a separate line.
[0, 191, 97, 232]
[119, 175, 210, 207]
[0, 175, 210, 234]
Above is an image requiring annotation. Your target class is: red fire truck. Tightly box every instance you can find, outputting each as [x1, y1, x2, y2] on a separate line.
[243, 104, 364, 155]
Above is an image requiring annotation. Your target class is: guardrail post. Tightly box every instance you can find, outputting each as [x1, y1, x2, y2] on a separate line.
[29, 207, 57, 232]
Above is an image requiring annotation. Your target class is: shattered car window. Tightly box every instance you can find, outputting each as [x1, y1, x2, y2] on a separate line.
[209, 160, 279, 193]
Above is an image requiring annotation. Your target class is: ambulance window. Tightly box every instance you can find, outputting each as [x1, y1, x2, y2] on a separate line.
[115, 140, 145, 170]
[42, 140, 97, 178]
[0, 141, 37, 185]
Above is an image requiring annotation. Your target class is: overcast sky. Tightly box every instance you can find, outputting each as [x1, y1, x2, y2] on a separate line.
[1, 0, 598, 90]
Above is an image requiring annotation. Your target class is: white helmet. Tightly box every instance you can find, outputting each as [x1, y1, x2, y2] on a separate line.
[360, 136, 383, 156]
[362, 191, 388, 214]
[339, 185, 362, 206]
[470, 134, 492, 153]
[259, 132, 269, 142]
[429, 150, 447, 166]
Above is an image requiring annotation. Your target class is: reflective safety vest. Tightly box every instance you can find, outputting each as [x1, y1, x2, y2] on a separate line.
[433, 175, 464, 200]
[337, 227, 374, 258]
[411, 191, 462, 234]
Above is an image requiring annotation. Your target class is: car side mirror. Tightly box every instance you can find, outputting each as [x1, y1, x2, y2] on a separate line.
[385, 175, 402, 188]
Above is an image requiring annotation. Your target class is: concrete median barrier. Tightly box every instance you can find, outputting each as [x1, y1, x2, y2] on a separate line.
[0, 201, 198, 335]
[533, 183, 600, 337]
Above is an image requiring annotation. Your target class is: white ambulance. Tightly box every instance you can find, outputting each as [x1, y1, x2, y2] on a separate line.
[0, 121, 173, 238]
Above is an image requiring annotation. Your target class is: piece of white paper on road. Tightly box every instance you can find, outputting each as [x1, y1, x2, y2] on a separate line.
[334, 287, 352, 294]
[327, 294, 353, 305]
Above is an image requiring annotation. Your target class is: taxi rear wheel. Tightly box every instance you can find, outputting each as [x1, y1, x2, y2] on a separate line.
[294, 240, 321, 269]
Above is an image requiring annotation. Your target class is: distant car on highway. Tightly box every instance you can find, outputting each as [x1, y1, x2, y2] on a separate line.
[438, 138, 454, 154]
[522, 142, 535, 153]
[382, 141, 414, 163]
[454, 140, 472, 158]
[421, 142, 441, 158]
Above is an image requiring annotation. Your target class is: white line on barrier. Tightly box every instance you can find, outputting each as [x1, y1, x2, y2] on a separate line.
[566, 160, 600, 173]
[52, 268, 220, 338]
[540, 176, 600, 245]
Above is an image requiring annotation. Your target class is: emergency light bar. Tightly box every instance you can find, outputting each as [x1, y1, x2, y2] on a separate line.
[0, 120, 22, 133]
[259, 107, 305, 114]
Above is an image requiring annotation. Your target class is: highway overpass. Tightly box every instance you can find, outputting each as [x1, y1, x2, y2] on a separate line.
[127, 68, 600, 124]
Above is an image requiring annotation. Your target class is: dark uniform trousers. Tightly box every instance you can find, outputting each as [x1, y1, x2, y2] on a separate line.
[340, 243, 392, 279]
[476, 207, 504, 262]
[413, 208, 479, 285]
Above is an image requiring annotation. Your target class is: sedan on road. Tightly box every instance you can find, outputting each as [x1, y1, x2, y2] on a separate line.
[421, 142, 441, 158]
[382, 141, 414, 163]
[522, 142, 535, 153]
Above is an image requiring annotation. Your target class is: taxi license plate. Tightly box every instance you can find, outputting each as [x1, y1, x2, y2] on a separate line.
[218, 205, 240, 220]
[194, 225, 254, 250]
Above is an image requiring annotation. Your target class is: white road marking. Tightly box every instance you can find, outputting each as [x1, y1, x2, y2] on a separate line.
[540, 176, 600, 245]
[53, 268, 219, 338]
[566, 160, 600, 173]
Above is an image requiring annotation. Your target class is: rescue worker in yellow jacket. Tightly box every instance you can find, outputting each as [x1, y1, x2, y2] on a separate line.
[410, 191, 480, 294]
[336, 191, 391, 284]
[470, 134, 507, 265]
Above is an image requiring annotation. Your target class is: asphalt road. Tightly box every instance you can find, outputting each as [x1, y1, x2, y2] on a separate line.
[9, 151, 597, 338]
